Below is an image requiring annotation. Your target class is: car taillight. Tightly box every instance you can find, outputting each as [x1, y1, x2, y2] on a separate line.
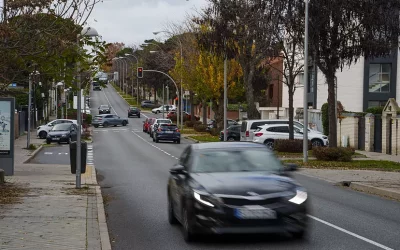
[254, 132, 263, 137]
[176, 129, 180, 132]
[245, 131, 249, 137]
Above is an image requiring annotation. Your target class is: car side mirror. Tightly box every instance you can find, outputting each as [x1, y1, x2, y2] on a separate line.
[170, 165, 187, 175]
[284, 164, 298, 172]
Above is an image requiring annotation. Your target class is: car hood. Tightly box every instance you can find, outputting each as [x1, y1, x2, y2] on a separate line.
[191, 172, 296, 196]
[48, 131, 69, 136]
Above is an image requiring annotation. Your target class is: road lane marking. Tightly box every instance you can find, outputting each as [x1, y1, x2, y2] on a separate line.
[44, 152, 53, 155]
[102, 89, 118, 116]
[131, 131, 179, 160]
[308, 215, 394, 250]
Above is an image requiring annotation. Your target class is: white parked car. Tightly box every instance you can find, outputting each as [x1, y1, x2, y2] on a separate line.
[37, 119, 78, 139]
[151, 105, 176, 114]
[252, 124, 329, 150]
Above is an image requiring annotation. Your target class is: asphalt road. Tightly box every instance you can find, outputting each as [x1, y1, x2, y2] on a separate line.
[30, 144, 71, 165]
[92, 85, 400, 250]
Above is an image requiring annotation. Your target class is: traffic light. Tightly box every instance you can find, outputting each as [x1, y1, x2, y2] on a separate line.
[137, 67, 143, 78]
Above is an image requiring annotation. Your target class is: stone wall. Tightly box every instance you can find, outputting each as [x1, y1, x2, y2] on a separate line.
[337, 115, 359, 148]
[364, 114, 374, 152]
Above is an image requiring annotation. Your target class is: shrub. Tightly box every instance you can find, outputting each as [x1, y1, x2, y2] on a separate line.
[194, 124, 207, 132]
[85, 114, 92, 125]
[185, 121, 194, 127]
[275, 139, 312, 153]
[312, 147, 353, 162]
[209, 128, 220, 136]
[365, 106, 384, 115]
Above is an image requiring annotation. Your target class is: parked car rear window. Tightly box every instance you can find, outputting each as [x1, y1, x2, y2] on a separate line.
[250, 121, 269, 129]
[161, 124, 177, 129]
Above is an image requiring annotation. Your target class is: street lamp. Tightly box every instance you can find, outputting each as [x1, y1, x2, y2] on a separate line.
[303, 1, 309, 163]
[154, 30, 184, 130]
[76, 26, 99, 189]
[27, 70, 40, 148]
[125, 53, 140, 105]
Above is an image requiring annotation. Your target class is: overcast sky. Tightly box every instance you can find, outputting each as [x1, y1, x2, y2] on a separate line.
[87, 0, 208, 46]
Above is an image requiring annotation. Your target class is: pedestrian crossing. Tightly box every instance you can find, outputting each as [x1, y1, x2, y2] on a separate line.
[87, 144, 94, 166]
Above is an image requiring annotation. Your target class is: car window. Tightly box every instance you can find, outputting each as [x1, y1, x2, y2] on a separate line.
[52, 124, 71, 131]
[266, 127, 276, 132]
[250, 121, 269, 130]
[130, 107, 138, 110]
[105, 115, 113, 118]
[179, 146, 191, 167]
[294, 121, 304, 129]
[192, 149, 281, 173]
[161, 124, 177, 130]
[113, 115, 119, 119]
[100, 105, 109, 109]
[157, 119, 171, 124]
[275, 126, 289, 133]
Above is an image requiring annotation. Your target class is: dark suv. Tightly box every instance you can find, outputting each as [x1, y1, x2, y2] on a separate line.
[98, 105, 111, 114]
[128, 106, 141, 118]
[141, 100, 157, 108]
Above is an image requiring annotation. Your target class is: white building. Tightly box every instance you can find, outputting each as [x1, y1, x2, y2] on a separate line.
[282, 49, 400, 112]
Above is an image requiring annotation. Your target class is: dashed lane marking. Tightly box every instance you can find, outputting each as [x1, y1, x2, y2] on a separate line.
[131, 131, 179, 160]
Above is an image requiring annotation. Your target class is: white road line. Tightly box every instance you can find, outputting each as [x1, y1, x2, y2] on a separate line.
[308, 215, 394, 250]
[102, 89, 118, 116]
[131, 131, 179, 160]
[44, 152, 53, 155]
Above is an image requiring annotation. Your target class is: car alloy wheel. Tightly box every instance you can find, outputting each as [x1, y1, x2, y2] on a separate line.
[312, 139, 323, 148]
[227, 137, 235, 142]
[264, 140, 274, 150]
[156, 110, 160, 114]
[39, 131, 47, 139]
[182, 207, 195, 242]
[122, 121, 127, 126]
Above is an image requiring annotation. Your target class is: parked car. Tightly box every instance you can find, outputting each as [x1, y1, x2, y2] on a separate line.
[143, 118, 152, 133]
[252, 124, 329, 149]
[37, 119, 78, 139]
[128, 106, 141, 118]
[145, 118, 156, 134]
[153, 123, 181, 144]
[93, 82, 101, 91]
[92, 114, 128, 128]
[219, 124, 241, 141]
[152, 105, 176, 114]
[240, 119, 322, 142]
[167, 142, 308, 242]
[207, 119, 238, 131]
[141, 100, 157, 108]
[98, 105, 111, 114]
[46, 123, 78, 144]
[150, 119, 172, 138]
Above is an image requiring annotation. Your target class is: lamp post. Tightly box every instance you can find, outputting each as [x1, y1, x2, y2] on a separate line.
[125, 54, 140, 105]
[76, 27, 99, 189]
[303, 0, 309, 163]
[154, 30, 184, 130]
[27, 71, 40, 148]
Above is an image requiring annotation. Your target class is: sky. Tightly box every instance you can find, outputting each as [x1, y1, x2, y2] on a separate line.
[87, 0, 208, 46]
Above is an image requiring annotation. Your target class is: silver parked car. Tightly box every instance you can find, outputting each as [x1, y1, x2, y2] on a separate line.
[92, 114, 129, 128]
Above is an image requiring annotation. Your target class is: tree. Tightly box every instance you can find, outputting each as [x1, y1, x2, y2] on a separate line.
[196, 0, 279, 119]
[101, 42, 125, 72]
[263, 0, 305, 139]
[309, 0, 400, 147]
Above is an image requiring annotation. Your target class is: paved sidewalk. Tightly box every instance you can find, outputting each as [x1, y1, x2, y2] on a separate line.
[0, 135, 110, 250]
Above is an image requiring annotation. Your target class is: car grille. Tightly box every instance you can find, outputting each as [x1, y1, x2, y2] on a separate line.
[222, 197, 281, 206]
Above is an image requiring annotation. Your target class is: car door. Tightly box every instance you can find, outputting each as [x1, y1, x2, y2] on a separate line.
[104, 115, 113, 125]
[171, 146, 191, 218]
[112, 115, 121, 125]
[275, 126, 290, 139]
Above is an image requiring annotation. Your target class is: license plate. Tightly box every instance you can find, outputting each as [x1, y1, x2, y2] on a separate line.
[234, 206, 277, 219]
[53, 138, 60, 141]
[165, 131, 173, 134]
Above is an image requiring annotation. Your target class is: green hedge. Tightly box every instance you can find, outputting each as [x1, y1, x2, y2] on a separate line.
[312, 147, 353, 162]
[275, 139, 312, 153]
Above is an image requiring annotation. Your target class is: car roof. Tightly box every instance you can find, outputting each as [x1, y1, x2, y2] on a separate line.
[192, 142, 266, 150]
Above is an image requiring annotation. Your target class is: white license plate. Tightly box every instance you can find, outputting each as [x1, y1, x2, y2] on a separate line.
[165, 131, 173, 134]
[53, 138, 60, 140]
[234, 206, 277, 219]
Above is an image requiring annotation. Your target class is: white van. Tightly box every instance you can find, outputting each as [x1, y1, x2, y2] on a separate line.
[240, 119, 321, 141]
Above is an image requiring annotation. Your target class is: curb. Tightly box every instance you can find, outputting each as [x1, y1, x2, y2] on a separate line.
[349, 182, 400, 200]
[91, 166, 112, 250]
[23, 145, 43, 164]
[184, 136, 199, 143]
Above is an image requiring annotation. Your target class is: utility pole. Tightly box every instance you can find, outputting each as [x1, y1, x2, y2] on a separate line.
[303, 0, 309, 163]
[163, 83, 165, 119]
[27, 74, 32, 148]
[277, 75, 280, 119]
[223, 57, 228, 142]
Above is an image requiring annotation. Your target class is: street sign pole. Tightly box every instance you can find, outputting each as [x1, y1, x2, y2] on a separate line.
[27, 74, 32, 148]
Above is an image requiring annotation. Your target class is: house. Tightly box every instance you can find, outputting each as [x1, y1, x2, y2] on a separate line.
[283, 49, 400, 112]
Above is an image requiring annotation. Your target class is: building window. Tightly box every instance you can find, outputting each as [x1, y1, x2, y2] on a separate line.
[368, 101, 387, 109]
[297, 73, 304, 86]
[369, 64, 391, 93]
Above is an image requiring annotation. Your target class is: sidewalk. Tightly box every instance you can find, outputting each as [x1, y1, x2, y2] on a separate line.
[0, 135, 111, 249]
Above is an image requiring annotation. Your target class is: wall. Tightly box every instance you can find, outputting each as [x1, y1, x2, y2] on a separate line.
[265, 58, 283, 107]
[282, 59, 365, 112]
[337, 115, 359, 148]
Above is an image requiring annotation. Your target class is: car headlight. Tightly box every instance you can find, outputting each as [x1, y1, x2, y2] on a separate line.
[288, 188, 308, 205]
[62, 134, 67, 137]
[194, 191, 215, 207]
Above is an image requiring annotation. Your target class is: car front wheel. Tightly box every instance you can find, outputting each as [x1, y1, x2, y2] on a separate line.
[122, 121, 127, 126]
[312, 139, 323, 148]
[264, 139, 274, 150]
[39, 131, 47, 139]
[182, 207, 196, 242]
[168, 195, 178, 225]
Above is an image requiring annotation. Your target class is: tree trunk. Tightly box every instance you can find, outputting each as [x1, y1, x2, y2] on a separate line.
[212, 97, 224, 130]
[190, 91, 195, 122]
[327, 74, 338, 147]
[288, 84, 295, 140]
[243, 64, 260, 119]
[202, 100, 207, 125]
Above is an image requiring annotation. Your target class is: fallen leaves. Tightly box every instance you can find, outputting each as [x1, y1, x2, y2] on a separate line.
[0, 184, 28, 205]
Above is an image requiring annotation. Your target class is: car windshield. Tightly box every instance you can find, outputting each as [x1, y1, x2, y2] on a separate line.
[51, 124, 71, 131]
[192, 149, 282, 173]
[157, 119, 171, 124]
[100, 105, 109, 109]
[130, 107, 138, 110]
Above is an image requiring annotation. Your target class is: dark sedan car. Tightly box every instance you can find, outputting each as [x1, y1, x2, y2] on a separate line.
[98, 105, 111, 114]
[46, 123, 78, 144]
[153, 124, 181, 144]
[128, 106, 141, 118]
[167, 142, 308, 242]
[219, 124, 241, 141]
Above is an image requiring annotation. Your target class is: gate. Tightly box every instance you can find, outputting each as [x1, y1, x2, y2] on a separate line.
[374, 115, 382, 153]
[358, 116, 365, 150]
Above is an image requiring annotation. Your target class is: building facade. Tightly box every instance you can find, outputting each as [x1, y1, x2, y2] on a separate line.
[282, 49, 400, 112]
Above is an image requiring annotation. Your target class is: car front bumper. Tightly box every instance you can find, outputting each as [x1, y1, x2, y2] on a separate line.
[188, 199, 308, 235]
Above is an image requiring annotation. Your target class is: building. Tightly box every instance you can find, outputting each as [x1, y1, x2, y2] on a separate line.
[282, 50, 400, 112]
